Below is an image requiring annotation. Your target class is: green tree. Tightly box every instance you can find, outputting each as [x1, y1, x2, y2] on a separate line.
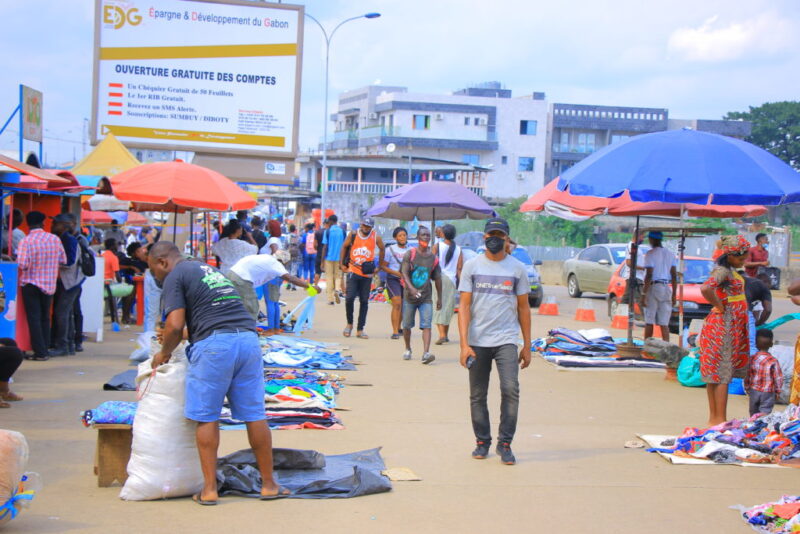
[725, 101, 800, 170]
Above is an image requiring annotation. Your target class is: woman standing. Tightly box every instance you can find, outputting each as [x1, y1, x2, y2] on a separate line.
[699, 235, 751, 427]
[432, 224, 462, 345]
[383, 227, 409, 339]
[261, 219, 285, 335]
[212, 219, 257, 275]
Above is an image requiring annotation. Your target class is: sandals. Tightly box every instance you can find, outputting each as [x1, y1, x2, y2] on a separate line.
[1, 392, 23, 402]
[0, 401, 10, 409]
[24, 353, 49, 362]
[356, 332, 369, 339]
[259, 485, 292, 501]
[343, 326, 353, 338]
[434, 337, 449, 345]
[390, 333, 401, 340]
[192, 493, 217, 506]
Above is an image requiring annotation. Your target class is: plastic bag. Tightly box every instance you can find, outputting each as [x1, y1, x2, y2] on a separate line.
[119, 342, 203, 501]
[129, 331, 156, 363]
[0, 430, 38, 526]
[677, 353, 705, 388]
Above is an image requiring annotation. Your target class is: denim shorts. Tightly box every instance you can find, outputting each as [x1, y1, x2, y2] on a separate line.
[402, 300, 433, 330]
[185, 330, 265, 423]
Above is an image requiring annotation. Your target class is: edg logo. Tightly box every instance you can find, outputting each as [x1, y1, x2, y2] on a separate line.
[103, 4, 142, 29]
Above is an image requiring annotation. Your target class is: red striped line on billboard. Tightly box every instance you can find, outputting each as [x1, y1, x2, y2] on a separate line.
[108, 111, 122, 116]
[108, 102, 123, 107]
[108, 83, 123, 88]
[108, 92, 123, 97]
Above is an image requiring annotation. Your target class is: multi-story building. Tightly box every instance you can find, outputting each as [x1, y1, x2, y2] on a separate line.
[324, 82, 549, 200]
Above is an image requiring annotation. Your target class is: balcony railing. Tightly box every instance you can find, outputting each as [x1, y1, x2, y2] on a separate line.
[326, 176, 485, 196]
[552, 143, 597, 154]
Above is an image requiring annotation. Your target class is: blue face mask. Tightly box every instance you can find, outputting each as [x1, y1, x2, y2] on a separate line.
[763, 244, 769, 251]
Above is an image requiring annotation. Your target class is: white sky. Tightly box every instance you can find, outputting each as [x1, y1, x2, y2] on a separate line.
[1, 0, 798, 165]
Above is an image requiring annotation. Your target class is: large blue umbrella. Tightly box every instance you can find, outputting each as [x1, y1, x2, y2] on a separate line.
[557, 128, 800, 206]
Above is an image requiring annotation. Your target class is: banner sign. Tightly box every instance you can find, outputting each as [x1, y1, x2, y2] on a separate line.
[21, 86, 43, 143]
[92, 0, 303, 156]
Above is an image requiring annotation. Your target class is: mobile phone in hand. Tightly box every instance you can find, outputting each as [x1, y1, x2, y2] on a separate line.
[466, 356, 475, 369]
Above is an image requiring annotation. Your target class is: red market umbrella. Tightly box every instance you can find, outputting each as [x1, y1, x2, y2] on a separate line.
[110, 161, 256, 212]
[521, 179, 768, 218]
[81, 210, 148, 225]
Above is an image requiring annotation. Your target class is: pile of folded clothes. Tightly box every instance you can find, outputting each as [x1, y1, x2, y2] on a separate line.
[531, 327, 660, 369]
[645, 405, 800, 466]
[737, 495, 800, 533]
[260, 335, 356, 370]
[221, 369, 346, 430]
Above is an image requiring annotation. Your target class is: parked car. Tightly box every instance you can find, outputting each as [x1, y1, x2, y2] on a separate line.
[606, 256, 715, 333]
[562, 243, 635, 297]
[475, 245, 544, 307]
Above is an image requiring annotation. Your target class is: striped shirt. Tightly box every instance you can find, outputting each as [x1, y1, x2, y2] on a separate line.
[18, 229, 67, 295]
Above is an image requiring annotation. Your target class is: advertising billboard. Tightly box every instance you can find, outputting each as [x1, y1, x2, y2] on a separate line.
[92, 0, 303, 157]
[21, 85, 43, 143]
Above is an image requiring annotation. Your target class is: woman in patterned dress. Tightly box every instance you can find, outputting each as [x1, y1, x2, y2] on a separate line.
[699, 235, 751, 427]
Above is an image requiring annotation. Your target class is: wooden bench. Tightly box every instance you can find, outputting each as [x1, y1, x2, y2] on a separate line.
[92, 424, 132, 487]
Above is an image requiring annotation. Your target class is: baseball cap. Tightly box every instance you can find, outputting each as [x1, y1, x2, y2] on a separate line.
[648, 231, 664, 240]
[484, 217, 510, 235]
[52, 213, 76, 224]
[360, 216, 375, 228]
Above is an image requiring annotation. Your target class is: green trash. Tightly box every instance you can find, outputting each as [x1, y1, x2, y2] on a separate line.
[108, 282, 134, 298]
[677, 349, 705, 388]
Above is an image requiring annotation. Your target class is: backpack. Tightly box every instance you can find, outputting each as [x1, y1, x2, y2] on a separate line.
[305, 232, 317, 254]
[78, 236, 96, 277]
[408, 248, 439, 289]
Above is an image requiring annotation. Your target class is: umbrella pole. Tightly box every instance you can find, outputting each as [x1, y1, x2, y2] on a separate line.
[625, 215, 639, 346]
[172, 207, 177, 244]
[678, 205, 686, 348]
[432, 208, 436, 247]
[189, 210, 194, 256]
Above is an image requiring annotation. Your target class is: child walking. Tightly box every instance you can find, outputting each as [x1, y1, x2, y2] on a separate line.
[745, 329, 783, 416]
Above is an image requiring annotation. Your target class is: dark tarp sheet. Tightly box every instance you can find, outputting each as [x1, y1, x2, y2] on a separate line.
[103, 369, 137, 391]
[217, 447, 392, 499]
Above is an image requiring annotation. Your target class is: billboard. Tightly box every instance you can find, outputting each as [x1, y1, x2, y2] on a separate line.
[21, 85, 43, 142]
[92, 0, 303, 157]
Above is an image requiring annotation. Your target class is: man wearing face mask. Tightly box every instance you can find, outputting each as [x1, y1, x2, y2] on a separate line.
[458, 218, 531, 465]
[400, 226, 442, 364]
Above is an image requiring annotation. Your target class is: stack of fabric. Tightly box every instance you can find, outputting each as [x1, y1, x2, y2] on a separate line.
[738, 495, 800, 532]
[645, 405, 800, 466]
[532, 327, 659, 369]
[221, 369, 346, 430]
[260, 335, 356, 370]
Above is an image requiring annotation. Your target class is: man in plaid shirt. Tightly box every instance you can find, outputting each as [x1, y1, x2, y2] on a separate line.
[745, 329, 783, 416]
[17, 211, 67, 361]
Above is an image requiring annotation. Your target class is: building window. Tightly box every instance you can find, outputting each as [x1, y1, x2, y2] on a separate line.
[501, 156, 508, 165]
[462, 154, 480, 165]
[464, 116, 470, 125]
[611, 134, 630, 144]
[519, 120, 538, 135]
[474, 117, 481, 126]
[518, 157, 535, 172]
[413, 114, 430, 130]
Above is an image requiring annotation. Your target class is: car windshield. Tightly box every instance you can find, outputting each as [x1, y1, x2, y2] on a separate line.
[511, 248, 532, 265]
[683, 259, 714, 284]
[610, 246, 627, 264]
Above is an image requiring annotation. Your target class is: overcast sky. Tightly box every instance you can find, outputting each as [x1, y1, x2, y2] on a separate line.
[1, 0, 798, 165]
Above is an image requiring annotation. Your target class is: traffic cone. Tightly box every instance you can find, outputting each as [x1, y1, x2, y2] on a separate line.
[574, 299, 597, 322]
[538, 295, 559, 316]
[611, 303, 629, 329]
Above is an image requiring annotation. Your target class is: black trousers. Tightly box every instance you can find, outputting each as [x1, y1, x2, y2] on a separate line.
[0, 338, 23, 382]
[345, 273, 372, 331]
[21, 284, 52, 357]
[52, 281, 81, 351]
[73, 286, 84, 347]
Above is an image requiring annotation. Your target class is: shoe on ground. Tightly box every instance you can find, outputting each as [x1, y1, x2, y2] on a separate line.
[434, 337, 449, 345]
[49, 348, 68, 357]
[402, 350, 412, 361]
[334, 291, 341, 304]
[421, 352, 435, 365]
[472, 440, 490, 459]
[75, 345, 84, 352]
[496, 442, 516, 465]
[390, 333, 401, 340]
[328, 302, 335, 306]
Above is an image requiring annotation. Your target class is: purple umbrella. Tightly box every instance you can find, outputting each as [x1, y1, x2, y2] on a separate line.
[366, 181, 495, 222]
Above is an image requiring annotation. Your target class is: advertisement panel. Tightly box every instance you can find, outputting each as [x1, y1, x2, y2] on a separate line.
[92, 0, 303, 156]
[21, 85, 43, 143]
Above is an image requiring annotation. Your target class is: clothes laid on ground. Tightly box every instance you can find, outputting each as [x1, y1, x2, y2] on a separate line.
[644, 405, 800, 467]
[103, 369, 137, 391]
[260, 334, 356, 370]
[216, 447, 391, 499]
[737, 495, 800, 533]
[531, 328, 661, 369]
[81, 401, 137, 426]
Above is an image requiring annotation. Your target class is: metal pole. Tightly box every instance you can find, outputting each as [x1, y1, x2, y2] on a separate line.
[625, 216, 640, 346]
[321, 38, 329, 219]
[678, 205, 686, 347]
[18, 85, 23, 162]
[408, 154, 412, 184]
[189, 211, 194, 256]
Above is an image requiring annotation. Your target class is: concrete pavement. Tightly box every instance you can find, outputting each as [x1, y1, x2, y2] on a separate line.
[2, 283, 798, 533]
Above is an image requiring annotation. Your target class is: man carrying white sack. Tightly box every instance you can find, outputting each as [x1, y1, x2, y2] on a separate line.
[148, 242, 289, 505]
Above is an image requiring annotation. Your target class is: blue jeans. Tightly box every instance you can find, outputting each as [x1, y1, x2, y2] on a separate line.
[185, 330, 264, 423]
[402, 300, 433, 330]
[469, 344, 520, 444]
[303, 254, 316, 283]
[748, 311, 757, 356]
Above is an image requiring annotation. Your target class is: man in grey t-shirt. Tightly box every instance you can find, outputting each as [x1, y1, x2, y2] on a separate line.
[458, 217, 531, 465]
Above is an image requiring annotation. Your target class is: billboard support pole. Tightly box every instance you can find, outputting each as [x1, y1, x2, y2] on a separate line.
[0, 105, 20, 138]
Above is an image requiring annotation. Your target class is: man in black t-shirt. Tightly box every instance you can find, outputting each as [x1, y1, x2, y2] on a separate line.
[148, 242, 288, 505]
[744, 273, 773, 356]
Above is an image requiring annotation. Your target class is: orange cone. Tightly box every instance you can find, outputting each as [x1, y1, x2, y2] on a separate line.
[610, 303, 629, 329]
[538, 295, 559, 316]
[574, 298, 597, 322]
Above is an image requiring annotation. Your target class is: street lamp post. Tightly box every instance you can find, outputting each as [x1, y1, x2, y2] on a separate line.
[305, 11, 380, 222]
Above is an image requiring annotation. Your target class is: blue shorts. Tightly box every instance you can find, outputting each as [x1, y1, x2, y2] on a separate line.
[402, 300, 433, 330]
[185, 330, 264, 423]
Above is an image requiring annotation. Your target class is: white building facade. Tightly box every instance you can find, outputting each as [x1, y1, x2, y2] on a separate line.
[325, 82, 549, 201]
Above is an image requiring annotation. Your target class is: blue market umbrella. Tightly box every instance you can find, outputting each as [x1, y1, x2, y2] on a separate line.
[557, 129, 800, 206]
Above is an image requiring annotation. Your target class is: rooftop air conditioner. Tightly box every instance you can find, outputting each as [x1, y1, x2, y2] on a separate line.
[368, 112, 378, 120]
[435, 113, 444, 121]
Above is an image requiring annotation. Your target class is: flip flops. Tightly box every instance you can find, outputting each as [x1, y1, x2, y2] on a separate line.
[356, 332, 369, 339]
[343, 326, 352, 338]
[259, 485, 292, 501]
[192, 493, 217, 506]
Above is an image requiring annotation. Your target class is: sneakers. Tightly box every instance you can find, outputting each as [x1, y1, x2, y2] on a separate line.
[421, 352, 435, 365]
[472, 440, 490, 459]
[496, 442, 516, 465]
[402, 350, 412, 361]
[334, 291, 341, 304]
[434, 337, 449, 345]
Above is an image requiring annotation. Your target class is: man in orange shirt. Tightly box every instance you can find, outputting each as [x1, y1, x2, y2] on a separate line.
[102, 238, 121, 325]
